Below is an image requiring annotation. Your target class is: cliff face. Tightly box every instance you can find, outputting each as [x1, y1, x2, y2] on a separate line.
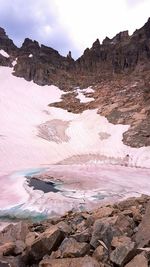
[0, 18, 150, 147]
[76, 18, 150, 77]
[14, 38, 74, 86]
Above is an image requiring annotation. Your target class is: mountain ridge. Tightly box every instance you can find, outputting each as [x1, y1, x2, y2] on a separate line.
[0, 17, 150, 86]
[0, 18, 150, 148]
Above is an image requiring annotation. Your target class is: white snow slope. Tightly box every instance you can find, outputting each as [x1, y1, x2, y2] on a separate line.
[0, 65, 150, 218]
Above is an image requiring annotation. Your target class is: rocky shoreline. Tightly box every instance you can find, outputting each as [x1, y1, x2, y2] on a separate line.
[0, 195, 150, 266]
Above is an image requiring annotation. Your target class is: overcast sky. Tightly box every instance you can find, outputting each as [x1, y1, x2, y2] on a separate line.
[0, 0, 150, 59]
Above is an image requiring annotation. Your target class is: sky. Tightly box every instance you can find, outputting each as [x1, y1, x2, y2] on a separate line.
[0, 0, 150, 59]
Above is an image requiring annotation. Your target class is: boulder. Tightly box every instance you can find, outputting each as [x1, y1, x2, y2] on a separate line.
[71, 229, 91, 243]
[25, 232, 38, 247]
[135, 201, 150, 247]
[58, 237, 90, 258]
[110, 241, 136, 266]
[90, 219, 120, 249]
[0, 256, 25, 267]
[111, 236, 131, 248]
[0, 222, 29, 243]
[125, 253, 148, 267]
[14, 240, 26, 255]
[92, 207, 114, 220]
[93, 245, 108, 262]
[0, 242, 15, 256]
[114, 214, 133, 234]
[39, 256, 101, 267]
[56, 221, 72, 235]
[28, 225, 65, 262]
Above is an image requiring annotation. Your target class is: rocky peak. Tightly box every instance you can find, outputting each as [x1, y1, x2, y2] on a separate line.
[21, 38, 40, 53]
[0, 27, 18, 56]
[102, 36, 111, 45]
[91, 38, 100, 50]
[140, 17, 150, 38]
[67, 51, 73, 60]
[0, 27, 8, 38]
[132, 17, 150, 42]
[111, 30, 129, 44]
[40, 44, 60, 56]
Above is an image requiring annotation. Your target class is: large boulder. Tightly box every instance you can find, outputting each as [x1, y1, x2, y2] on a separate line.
[0, 222, 29, 243]
[90, 219, 120, 249]
[28, 225, 65, 262]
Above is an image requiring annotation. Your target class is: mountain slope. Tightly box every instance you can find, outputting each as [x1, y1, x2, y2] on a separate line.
[1, 19, 150, 148]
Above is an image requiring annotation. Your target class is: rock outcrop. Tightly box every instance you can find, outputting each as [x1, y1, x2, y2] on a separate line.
[0, 27, 18, 55]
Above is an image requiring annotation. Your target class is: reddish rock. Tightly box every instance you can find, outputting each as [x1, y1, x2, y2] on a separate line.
[28, 225, 65, 262]
[0, 222, 29, 243]
[93, 245, 108, 262]
[0, 242, 15, 256]
[39, 256, 101, 267]
[111, 236, 131, 249]
[56, 221, 72, 235]
[25, 232, 38, 247]
[125, 253, 148, 267]
[58, 237, 90, 258]
[93, 207, 114, 220]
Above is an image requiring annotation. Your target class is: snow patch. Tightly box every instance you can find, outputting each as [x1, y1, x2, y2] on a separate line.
[0, 49, 9, 58]
[76, 87, 95, 103]
[12, 58, 17, 66]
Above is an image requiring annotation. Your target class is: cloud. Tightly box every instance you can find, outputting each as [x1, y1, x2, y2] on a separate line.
[0, 0, 79, 58]
[125, 0, 147, 8]
[0, 0, 149, 59]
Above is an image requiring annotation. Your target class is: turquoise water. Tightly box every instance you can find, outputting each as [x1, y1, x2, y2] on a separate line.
[0, 167, 50, 223]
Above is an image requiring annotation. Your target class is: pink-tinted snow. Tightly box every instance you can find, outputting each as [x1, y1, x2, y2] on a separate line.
[0, 66, 150, 219]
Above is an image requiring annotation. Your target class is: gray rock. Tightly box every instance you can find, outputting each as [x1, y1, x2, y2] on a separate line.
[58, 237, 90, 258]
[110, 241, 136, 266]
[135, 201, 150, 247]
[71, 229, 91, 243]
[90, 219, 120, 249]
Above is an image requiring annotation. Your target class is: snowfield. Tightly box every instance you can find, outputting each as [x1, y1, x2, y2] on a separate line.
[0, 65, 150, 219]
